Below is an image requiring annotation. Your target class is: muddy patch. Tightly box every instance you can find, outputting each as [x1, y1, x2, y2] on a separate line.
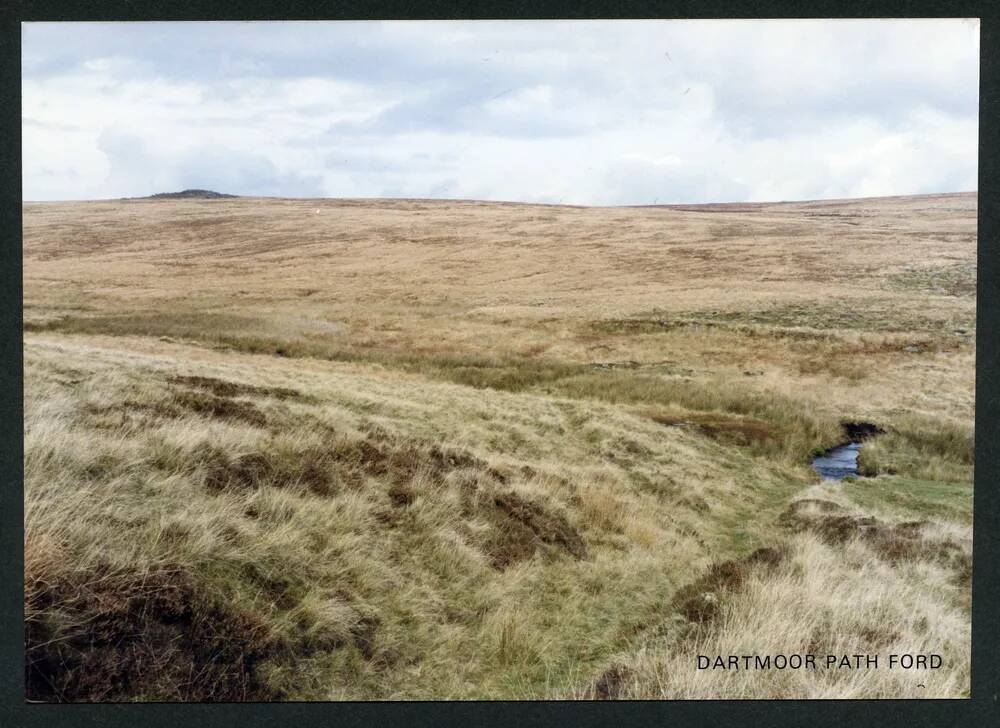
[591, 664, 636, 700]
[168, 374, 308, 401]
[172, 390, 268, 427]
[86, 392, 269, 430]
[672, 546, 788, 624]
[346, 439, 507, 487]
[201, 450, 274, 492]
[842, 421, 885, 441]
[387, 483, 416, 507]
[195, 437, 498, 499]
[195, 444, 336, 496]
[25, 562, 279, 702]
[779, 500, 970, 579]
[485, 491, 588, 570]
[84, 399, 184, 428]
[651, 412, 776, 447]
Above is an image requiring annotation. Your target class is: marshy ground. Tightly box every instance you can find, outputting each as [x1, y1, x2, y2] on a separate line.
[23, 192, 975, 700]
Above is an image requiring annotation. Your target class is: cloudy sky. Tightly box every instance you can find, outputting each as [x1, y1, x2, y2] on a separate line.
[22, 19, 979, 204]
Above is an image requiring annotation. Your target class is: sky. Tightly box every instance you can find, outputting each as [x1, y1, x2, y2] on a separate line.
[22, 19, 980, 205]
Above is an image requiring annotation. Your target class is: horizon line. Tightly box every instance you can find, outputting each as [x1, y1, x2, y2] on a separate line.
[21, 189, 979, 208]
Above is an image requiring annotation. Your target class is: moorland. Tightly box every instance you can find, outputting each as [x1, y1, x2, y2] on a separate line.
[23, 191, 975, 699]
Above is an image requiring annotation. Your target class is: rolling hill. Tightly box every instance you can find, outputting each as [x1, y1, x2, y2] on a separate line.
[23, 192, 975, 700]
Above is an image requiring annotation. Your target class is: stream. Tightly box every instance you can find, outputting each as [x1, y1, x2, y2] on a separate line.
[811, 442, 862, 480]
[810, 422, 884, 481]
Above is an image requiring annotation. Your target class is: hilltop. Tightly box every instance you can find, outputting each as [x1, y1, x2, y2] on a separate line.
[145, 189, 238, 199]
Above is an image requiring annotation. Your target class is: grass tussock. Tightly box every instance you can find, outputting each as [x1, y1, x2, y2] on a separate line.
[671, 546, 788, 624]
[571, 532, 970, 699]
[486, 491, 589, 569]
[885, 262, 977, 297]
[25, 552, 280, 702]
[778, 499, 971, 584]
[858, 416, 973, 482]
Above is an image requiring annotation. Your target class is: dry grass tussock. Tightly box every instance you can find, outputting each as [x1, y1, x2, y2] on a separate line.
[573, 533, 970, 699]
[23, 193, 974, 699]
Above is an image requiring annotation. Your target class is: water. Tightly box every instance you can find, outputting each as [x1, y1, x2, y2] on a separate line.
[811, 442, 862, 480]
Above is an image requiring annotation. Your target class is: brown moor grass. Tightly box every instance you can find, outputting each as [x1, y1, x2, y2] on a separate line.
[23, 193, 974, 699]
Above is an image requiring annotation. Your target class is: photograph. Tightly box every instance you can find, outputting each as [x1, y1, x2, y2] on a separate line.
[21, 18, 979, 701]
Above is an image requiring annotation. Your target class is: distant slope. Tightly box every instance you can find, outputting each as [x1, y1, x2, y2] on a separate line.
[145, 189, 238, 199]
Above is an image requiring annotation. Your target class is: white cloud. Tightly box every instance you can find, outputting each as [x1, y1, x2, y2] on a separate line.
[21, 19, 979, 203]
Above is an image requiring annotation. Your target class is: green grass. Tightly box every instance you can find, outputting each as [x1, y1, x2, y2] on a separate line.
[545, 372, 844, 462]
[689, 300, 975, 334]
[857, 417, 974, 483]
[25, 310, 848, 464]
[885, 262, 977, 298]
[842, 476, 972, 523]
[595, 299, 975, 336]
